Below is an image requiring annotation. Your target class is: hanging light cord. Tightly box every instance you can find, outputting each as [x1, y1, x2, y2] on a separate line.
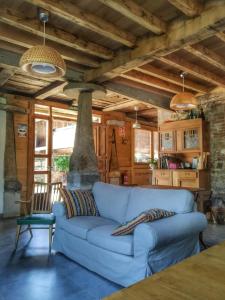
[43, 20, 46, 45]
[180, 72, 186, 92]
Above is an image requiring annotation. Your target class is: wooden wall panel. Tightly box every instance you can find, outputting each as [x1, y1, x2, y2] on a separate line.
[8, 97, 29, 202]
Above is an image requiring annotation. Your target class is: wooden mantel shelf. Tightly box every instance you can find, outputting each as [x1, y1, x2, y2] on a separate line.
[104, 241, 225, 300]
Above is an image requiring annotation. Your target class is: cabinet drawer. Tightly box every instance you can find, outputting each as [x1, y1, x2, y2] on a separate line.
[180, 179, 198, 188]
[177, 171, 198, 179]
[154, 170, 171, 178]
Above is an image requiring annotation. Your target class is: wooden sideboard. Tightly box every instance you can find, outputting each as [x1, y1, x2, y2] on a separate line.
[104, 241, 225, 300]
[152, 169, 210, 189]
[152, 118, 210, 189]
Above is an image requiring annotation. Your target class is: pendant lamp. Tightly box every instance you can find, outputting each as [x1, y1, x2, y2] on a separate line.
[170, 72, 198, 111]
[132, 106, 141, 129]
[20, 12, 66, 78]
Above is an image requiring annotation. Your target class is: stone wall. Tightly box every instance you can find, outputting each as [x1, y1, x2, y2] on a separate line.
[0, 98, 6, 215]
[203, 100, 225, 206]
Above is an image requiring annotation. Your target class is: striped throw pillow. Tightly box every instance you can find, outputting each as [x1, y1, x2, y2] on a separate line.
[112, 208, 175, 236]
[60, 188, 99, 219]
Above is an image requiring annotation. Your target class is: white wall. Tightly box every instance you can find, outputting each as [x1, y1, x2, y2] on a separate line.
[0, 97, 6, 214]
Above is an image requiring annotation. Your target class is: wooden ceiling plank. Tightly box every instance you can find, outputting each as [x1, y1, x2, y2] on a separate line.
[168, 0, 203, 17]
[159, 55, 225, 87]
[34, 81, 68, 100]
[121, 69, 185, 94]
[24, 0, 136, 47]
[103, 99, 140, 111]
[185, 44, 225, 72]
[0, 23, 100, 68]
[85, 2, 225, 82]
[0, 69, 16, 87]
[0, 8, 113, 60]
[98, 0, 166, 34]
[136, 64, 208, 93]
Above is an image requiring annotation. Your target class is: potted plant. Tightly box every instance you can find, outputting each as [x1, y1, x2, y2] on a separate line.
[148, 158, 158, 170]
[53, 155, 70, 184]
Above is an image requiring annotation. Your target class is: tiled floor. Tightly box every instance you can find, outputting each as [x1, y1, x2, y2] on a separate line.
[0, 218, 225, 300]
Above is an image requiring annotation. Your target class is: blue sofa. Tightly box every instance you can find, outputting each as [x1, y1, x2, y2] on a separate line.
[52, 182, 207, 287]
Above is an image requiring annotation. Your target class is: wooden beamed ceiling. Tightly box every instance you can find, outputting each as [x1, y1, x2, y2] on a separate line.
[0, 0, 225, 114]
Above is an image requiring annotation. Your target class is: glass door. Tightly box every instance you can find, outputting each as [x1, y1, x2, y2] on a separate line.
[34, 116, 51, 183]
[51, 118, 76, 185]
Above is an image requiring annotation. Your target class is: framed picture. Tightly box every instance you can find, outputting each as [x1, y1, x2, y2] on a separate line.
[17, 124, 27, 137]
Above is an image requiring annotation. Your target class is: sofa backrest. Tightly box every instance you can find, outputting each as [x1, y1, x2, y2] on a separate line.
[92, 182, 131, 224]
[125, 187, 194, 222]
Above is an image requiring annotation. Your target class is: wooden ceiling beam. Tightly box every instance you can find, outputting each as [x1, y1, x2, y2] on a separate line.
[121, 69, 186, 94]
[98, 0, 166, 34]
[184, 44, 225, 72]
[85, 2, 225, 82]
[136, 64, 208, 93]
[24, 0, 136, 47]
[0, 23, 99, 68]
[0, 8, 113, 60]
[0, 69, 16, 87]
[159, 54, 225, 87]
[168, 0, 203, 17]
[103, 99, 140, 111]
[114, 77, 173, 97]
[216, 32, 225, 43]
[34, 81, 68, 100]
[104, 80, 170, 110]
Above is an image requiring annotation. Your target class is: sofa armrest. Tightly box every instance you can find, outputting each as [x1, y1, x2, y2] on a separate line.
[133, 212, 207, 257]
[52, 202, 66, 218]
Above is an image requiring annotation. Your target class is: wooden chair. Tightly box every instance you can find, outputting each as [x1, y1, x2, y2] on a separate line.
[15, 182, 62, 253]
[50, 182, 63, 203]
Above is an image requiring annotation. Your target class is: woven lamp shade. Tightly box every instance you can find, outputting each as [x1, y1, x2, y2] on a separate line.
[170, 92, 198, 111]
[20, 45, 66, 78]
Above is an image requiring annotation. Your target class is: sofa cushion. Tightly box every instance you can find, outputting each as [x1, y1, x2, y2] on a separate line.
[87, 224, 133, 256]
[60, 188, 99, 218]
[112, 208, 175, 236]
[92, 182, 131, 224]
[125, 188, 194, 222]
[57, 216, 117, 240]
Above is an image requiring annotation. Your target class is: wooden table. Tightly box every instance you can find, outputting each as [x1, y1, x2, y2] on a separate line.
[104, 241, 225, 300]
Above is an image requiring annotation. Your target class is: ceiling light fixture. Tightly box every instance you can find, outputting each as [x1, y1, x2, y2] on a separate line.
[170, 72, 198, 111]
[132, 106, 141, 129]
[19, 12, 66, 78]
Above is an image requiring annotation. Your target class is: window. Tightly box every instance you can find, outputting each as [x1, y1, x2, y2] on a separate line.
[134, 129, 158, 163]
[134, 129, 152, 163]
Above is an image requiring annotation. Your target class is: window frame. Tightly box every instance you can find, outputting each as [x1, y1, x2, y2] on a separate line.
[133, 125, 158, 165]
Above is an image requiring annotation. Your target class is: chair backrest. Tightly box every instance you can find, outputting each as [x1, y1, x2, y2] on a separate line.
[50, 182, 63, 203]
[31, 182, 51, 214]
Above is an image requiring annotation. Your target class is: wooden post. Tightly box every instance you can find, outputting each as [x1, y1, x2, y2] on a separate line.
[3, 111, 22, 217]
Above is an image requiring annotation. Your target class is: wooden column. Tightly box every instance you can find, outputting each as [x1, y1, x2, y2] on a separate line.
[0, 98, 26, 217]
[65, 83, 106, 189]
[4, 111, 22, 217]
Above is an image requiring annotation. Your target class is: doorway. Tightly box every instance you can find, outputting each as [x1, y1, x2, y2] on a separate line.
[33, 102, 102, 185]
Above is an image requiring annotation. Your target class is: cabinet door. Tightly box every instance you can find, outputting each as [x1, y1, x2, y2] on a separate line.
[182, 128, 200, 151]
[159, 131, 176, 152]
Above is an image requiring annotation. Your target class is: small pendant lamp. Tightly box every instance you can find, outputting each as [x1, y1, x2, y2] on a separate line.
[170, 72, 198, 111]
[20, 12, 66, 78]
[132, 106, 141, 129]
